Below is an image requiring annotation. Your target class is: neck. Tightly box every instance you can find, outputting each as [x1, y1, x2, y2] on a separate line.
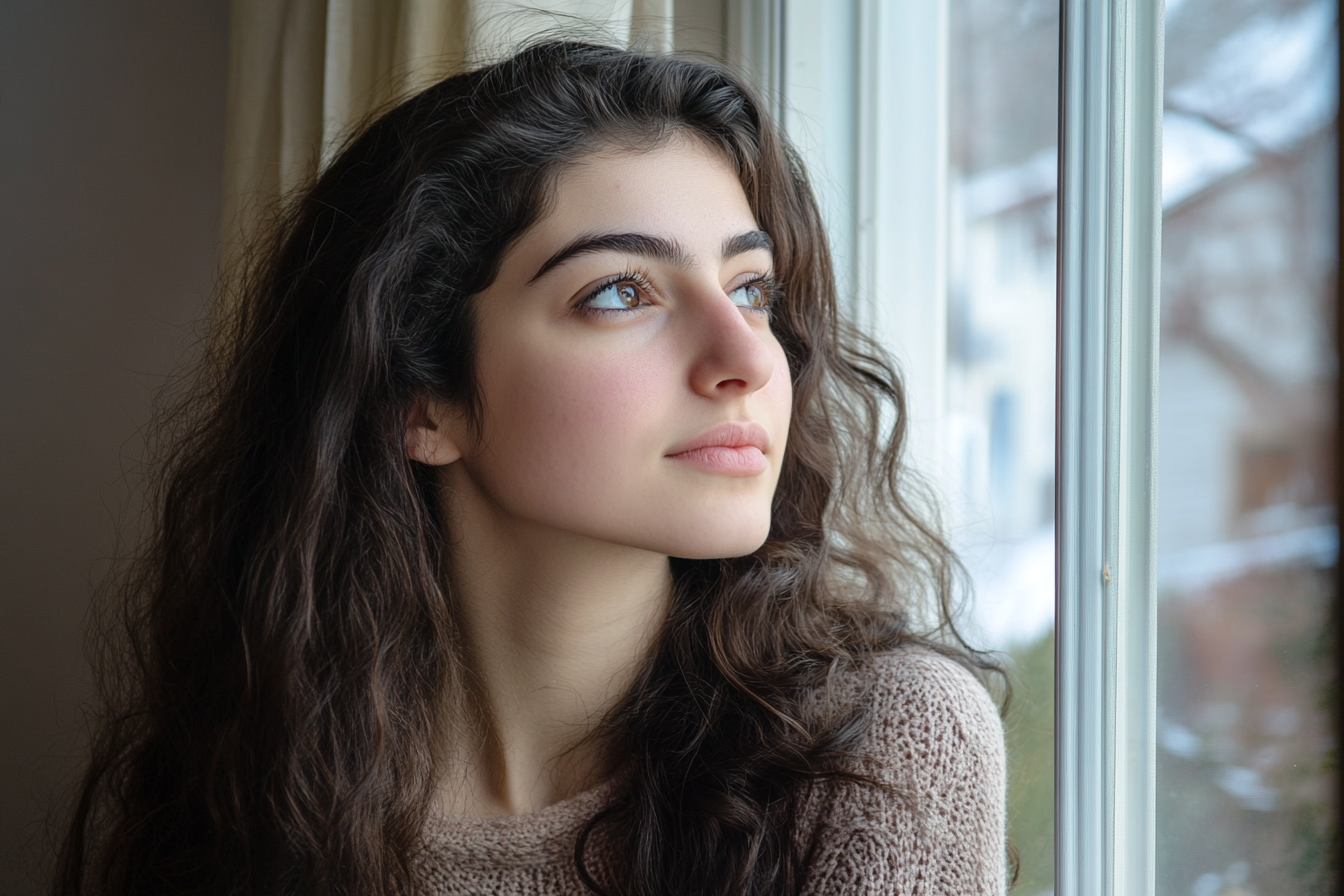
[435, 472, 672, 817]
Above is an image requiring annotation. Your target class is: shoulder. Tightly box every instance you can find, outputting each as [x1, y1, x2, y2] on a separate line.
[855, 645, 1005, 781]
[799, 645, 1008, 896]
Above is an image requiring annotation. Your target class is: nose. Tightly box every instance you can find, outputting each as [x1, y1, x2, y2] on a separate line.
[684, 287, 778, 400]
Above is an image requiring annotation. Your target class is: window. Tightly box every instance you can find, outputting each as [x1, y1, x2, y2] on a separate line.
[712, 0, 1338, 893]
[721, 0, 1065, 887]
[1156, 2, 1338, 893]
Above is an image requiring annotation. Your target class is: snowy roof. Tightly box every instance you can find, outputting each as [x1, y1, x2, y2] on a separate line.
[958, 1, 1338, 219]
[1164, 0, 1338, 206]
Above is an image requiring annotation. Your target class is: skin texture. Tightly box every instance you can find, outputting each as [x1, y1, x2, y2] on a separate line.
[406, 138, 793, 817]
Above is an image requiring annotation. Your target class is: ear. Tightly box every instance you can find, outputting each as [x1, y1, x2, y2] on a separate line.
[406, 399, 463, 466]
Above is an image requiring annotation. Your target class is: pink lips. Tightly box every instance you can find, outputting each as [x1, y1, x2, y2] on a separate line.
[666, 421, 771, 476]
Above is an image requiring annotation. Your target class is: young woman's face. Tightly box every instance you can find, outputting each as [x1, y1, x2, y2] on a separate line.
[432, 136, 792, 559]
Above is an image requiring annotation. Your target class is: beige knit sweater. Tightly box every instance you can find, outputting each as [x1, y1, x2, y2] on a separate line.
[415, 647, 1007, 895]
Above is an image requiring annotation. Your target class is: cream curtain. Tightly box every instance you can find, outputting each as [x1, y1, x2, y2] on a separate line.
[221, 0, 673, 261]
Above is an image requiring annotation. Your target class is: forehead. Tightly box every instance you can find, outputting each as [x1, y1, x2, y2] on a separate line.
[531, 137, 758, 246]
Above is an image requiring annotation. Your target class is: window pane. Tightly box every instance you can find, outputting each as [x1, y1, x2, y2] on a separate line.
[947, 2, 1059, 893]
[776, 3, 1060, 887]
[1157, 1, 1338, 893]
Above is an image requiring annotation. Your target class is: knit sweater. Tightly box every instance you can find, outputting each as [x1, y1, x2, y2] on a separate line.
[415, 647, 1007, 895]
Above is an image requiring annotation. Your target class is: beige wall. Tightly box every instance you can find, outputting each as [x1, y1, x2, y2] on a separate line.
[0, 2, 229, 891]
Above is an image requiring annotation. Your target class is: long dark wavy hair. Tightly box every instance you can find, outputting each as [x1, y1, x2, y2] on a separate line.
[53, 40, 1000, 896]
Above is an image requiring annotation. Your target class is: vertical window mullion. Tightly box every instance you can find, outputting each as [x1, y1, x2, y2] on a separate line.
[737, 0, 952, 492]
[1057, 2, 1162, 895]
[856, 0, 950, 481]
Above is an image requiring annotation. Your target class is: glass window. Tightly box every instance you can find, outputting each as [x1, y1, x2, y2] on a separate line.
[947, 4, 1059, 894]
[724, 1, 1336, 890]
[1156, 1, 1338, 893]
[738, 1, 1061, 890]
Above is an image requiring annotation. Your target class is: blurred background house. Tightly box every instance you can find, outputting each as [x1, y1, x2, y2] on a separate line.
[1155, 2, 1336, 892]
[947, 0, 1337, 892]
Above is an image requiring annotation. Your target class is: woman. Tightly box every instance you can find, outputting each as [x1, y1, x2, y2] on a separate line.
[55, 41, 1006, 896]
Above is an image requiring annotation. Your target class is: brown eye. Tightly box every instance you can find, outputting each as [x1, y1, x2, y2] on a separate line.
[729, 280, 772, 310]
[583, 278, 649, 311]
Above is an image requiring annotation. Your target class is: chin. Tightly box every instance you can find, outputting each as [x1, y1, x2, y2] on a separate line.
[658, 519, 772, 560]
[648, 492, 777, 559]
[673, 544, 766, 561]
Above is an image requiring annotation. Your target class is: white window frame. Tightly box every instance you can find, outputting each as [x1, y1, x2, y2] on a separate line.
[1057, 2, 1162, 894]
[724, 1, 1165, 893]
[726, 0, 950, 481]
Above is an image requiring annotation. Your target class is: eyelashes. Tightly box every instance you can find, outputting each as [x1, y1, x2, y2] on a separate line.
[727, 278, 775, 311]
[574, 269, 780, 317]
[577, 270, 657, 313]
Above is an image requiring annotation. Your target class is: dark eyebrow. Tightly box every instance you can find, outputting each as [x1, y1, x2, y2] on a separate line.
[722, 230, 774, 259]
[529, 230, 775, 284]
[529, 233, 691, 283]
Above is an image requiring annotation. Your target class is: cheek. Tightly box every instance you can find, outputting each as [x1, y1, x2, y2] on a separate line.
[470, 335, 676, 501]
[764, 341, 794, 427]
